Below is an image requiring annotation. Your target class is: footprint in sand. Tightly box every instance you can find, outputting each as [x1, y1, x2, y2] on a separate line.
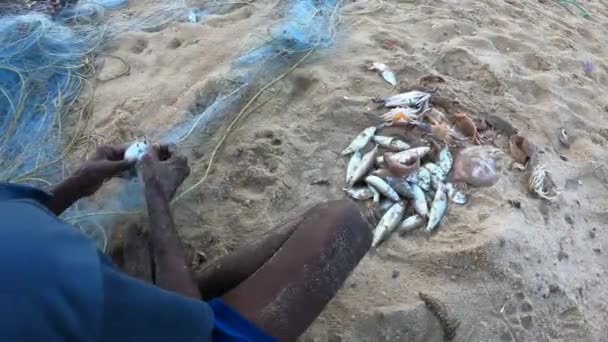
[434, 47, 504, 95]
[130, 38, 148, 54]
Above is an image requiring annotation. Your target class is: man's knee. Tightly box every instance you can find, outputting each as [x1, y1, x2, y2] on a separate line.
[306, 199, 373, 247]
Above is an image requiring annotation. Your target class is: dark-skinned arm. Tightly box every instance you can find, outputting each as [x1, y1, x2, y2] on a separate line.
[45, 145, 133, 215]
[142, 145, 199, 299]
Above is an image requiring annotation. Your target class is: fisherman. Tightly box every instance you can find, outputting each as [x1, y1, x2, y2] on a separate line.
[0, 144, 373, 341]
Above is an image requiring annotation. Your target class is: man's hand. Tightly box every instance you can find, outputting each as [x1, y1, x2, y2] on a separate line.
[141, 145, 199, 298]
[70, 145, 135, 197]
[141, 144, 190, 201]
[46, 145, 134, 215]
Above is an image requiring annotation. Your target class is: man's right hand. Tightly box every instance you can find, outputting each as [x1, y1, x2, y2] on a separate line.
[141, 144, 190, 201]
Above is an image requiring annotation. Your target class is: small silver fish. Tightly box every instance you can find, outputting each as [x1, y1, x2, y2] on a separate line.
[372, 135, 411, 151]
[423, 162, 446, 186]
[368, 185, 381, 203]
[124, 140, 149, 161]
[382, 176, 428, 217]
[391, 147, 431, 163]
[438, 146, 453, 175]
[382, 176, 414, 197]
[342, 127, 376, 155]
[445, 182, 468, 205]
[376, 146, 430, 165]
[409, 183, 429, 217]
[424, 162, 445, 179]
[369, 62, 397, 87]
[345, 151, 362, 184]
[349, 146, 378, 186]
[343, 187, 374, 200]
[409, 167, 432, 192]
[365, 175, 401, 201]
[378, 198, 394, 213]
[425, 190, 435, 205]
[405, 173, 419, 185]
[372, 202, 405, 247]
[426, 183, 448, 233]
[381, 91, 431, 112]
[398, 215, 426, 235]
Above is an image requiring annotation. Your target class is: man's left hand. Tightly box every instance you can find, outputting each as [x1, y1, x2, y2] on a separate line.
[46, 145, 134, 215]
[70, 145, 135, 197]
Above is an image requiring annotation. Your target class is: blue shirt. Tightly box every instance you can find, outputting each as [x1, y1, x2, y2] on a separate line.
[0, 183, 214, 341]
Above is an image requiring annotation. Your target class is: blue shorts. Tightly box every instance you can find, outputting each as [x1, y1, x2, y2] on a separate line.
[210, 299, 277, 342]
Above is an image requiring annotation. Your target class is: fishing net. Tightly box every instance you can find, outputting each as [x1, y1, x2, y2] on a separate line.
[167, 0, 342, 146]
[0, 0, 343, 249]
[0, 13, 89, 184]
[235, 0, 338, 65]
[0, 1, 191, 186]
[161, 0, 343, 205]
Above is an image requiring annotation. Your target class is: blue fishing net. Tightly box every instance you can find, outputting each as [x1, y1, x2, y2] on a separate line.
[0, 0, 341, 248]
[235, 0, 338, 65]
[0, 1, 190, 185]
[169, 0, 340, 145]
[0, 13, 89, 182]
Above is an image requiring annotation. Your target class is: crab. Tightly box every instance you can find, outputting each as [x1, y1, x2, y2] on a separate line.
[376, 107, 418, 126]
[416, 113, 468, 147]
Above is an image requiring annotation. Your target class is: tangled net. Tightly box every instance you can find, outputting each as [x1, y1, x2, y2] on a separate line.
[1, 0, 345, 249]
[0, 1, 192, 186]
[0, 1, 193, 250]
[0, 14, 92, 185]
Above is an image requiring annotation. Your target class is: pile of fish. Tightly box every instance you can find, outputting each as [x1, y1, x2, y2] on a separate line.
[342, 124, 467, 248]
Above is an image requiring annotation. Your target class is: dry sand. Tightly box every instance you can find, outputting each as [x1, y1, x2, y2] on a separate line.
[91, 0, 608, 340]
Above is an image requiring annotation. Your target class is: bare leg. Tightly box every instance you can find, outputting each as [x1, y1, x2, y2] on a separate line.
[199, 199, 373, 341]
[196, 214, 305, 300]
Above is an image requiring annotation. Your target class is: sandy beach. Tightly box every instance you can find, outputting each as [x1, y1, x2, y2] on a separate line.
[90, 0, 608, 340]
